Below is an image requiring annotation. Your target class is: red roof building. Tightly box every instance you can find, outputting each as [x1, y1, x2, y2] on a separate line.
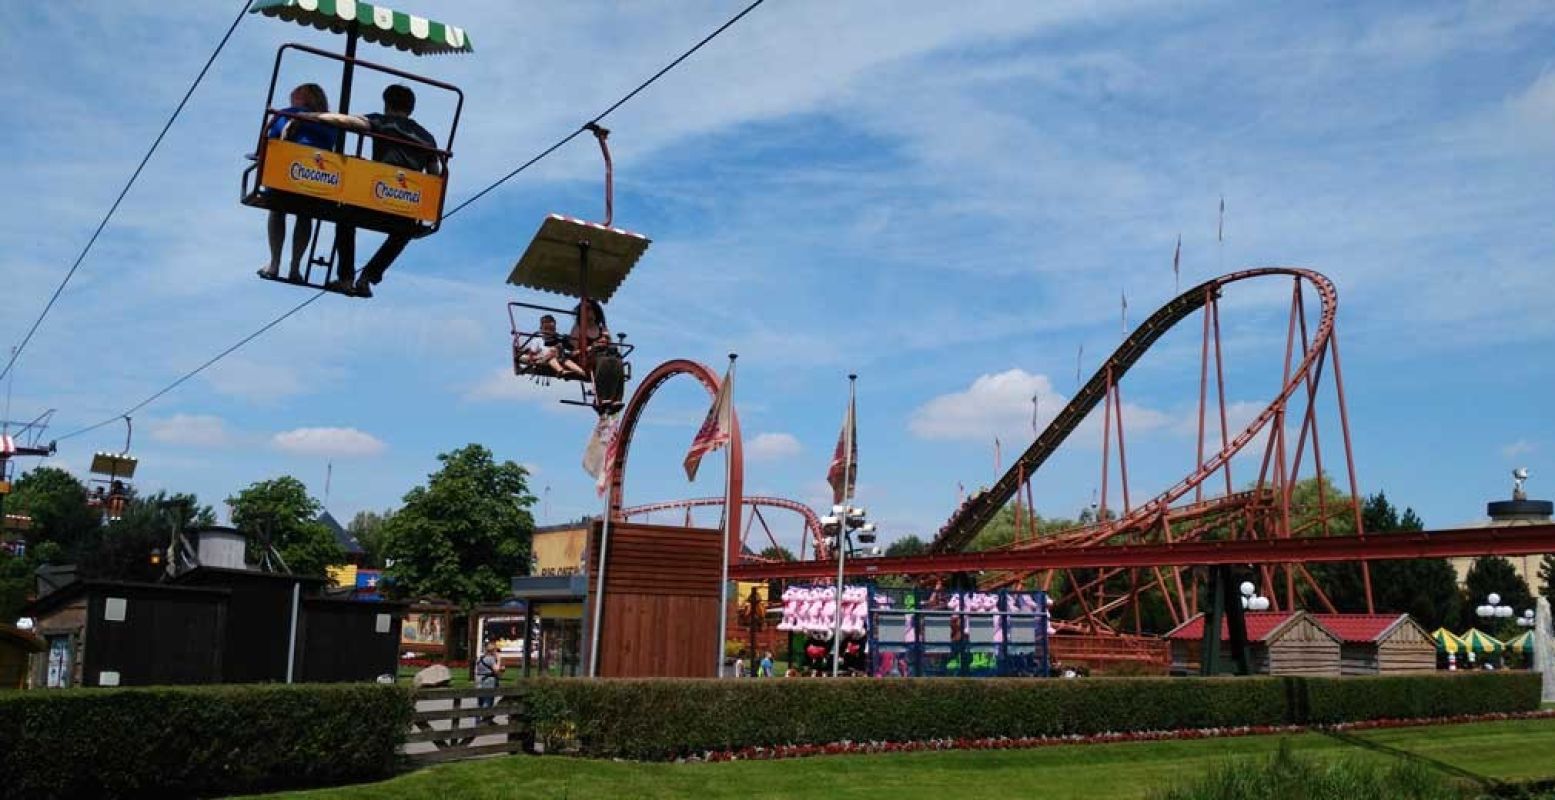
[1164, 611, 1340, 676]
[1311, 613, 1435, 675]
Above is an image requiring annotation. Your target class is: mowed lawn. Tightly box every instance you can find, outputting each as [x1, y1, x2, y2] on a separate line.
[265, 718, 1555, 800]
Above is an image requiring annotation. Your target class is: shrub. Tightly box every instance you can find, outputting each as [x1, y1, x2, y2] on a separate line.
[1302, 672, 1541, 724]
[1149, 739, 1467, 800]
[515, 672, 1542, 760]
[517, 677, 1290, 759]
[0, 683, 414, 800]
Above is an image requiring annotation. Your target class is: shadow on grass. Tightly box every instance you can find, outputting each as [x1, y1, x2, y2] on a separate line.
[1316, 728, 1501, 792]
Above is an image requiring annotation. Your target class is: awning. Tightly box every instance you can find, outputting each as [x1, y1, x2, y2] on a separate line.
[1458, 627, 1505, 655]
[507, 214, 651, 303]
[1504, 630, 1534, 655]
[250, 0, 473, 55]
[1431, 627, 1466, 655]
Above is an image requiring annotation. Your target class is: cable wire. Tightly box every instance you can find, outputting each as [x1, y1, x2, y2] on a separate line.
[444, 0, 766, 219]
[0, 0, 251, 384]
[58, 291, 327, 442]
[52, 0, 767, 442]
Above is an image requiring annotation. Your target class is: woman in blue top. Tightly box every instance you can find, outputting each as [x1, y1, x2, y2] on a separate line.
[260, 83, 338, 282]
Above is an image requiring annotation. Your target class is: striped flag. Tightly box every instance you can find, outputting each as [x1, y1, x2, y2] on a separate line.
[1121, 289, 1129, 334]
[683, 364, 734, 481]
[1218, 195, 1225, 243]
[826, 393, 857, 504]
[583, 414, 620, 496]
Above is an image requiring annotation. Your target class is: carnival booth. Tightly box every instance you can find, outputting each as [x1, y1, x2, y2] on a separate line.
[774, 584, 1051, 678]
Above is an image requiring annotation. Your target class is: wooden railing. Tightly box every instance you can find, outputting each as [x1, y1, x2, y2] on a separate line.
[405, 687, 530, 763]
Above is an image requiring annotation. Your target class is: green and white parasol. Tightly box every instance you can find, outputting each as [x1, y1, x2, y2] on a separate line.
[250, 0, 472, 55]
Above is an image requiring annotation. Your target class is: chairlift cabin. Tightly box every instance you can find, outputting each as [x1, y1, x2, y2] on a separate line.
[507, 126, 649, 415]
[241, 0, 470, 296]
[86, 418, 137, 522]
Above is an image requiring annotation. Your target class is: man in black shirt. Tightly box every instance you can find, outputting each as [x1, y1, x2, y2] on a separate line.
[302, 84, 441, 297]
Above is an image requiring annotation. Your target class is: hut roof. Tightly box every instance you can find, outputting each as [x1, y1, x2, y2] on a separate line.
[1310, 613, 1412, 644]
[1164, 611, 1307, 643]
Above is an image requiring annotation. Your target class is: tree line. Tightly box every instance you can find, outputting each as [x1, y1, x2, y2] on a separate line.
[0, 444, 536, 619]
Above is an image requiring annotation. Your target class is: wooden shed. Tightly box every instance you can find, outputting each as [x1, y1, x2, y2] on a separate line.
[1312, 614, 1436, 675]
[1164, 611, 1341, 676]
[0, 623, 45, 689]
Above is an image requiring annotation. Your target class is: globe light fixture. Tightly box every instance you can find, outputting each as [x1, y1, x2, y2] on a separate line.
[1238, 578, 1271, 611]
[1475, 593, 1513, 621]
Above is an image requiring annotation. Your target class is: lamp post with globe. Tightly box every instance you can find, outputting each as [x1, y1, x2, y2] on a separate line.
[1473, 593, 1518, 668]
[821, 505, 876, 676]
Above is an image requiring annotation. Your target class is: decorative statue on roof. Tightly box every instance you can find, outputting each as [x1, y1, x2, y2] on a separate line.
[1513, 467, 1529, 502]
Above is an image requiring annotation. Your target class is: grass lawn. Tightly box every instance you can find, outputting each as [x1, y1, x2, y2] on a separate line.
[263, 718, 1555, 800]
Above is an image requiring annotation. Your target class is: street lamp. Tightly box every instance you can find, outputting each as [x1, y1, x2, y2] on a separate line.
[827, 503, 873, 676]
[1517, 609, 1536, 628]
[1475, 593, 1513, 622]
[1239, 580, 1271, 612]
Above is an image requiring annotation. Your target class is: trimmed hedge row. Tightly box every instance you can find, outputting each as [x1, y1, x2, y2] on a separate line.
[0, 683, 413, 800]
[515, 672, 1543, 760]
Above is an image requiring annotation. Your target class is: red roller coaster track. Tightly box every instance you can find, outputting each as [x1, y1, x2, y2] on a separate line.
[621, 495, 822, 559]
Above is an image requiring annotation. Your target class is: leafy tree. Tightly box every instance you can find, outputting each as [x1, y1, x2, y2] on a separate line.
[227, 477, 342, 578]
[77, 492, 216, 582]
[348, 510, 395, 568]
[968, 503, 1077, 551]
[9, 466, 101, 560]
[884, 535, 927, 558]
[757, 544, 795, 562]
[1301, 491, 1460, 629]
[1540, 553, 1555, 608]
[380, 445, 534, 609]
[1464, 556, 1535, 637]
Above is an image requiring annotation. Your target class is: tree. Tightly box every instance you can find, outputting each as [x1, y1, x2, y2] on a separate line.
[77, 492, 216, 582]
[348, 509, 395, 568]
[227, 477, 342, 577]
[1464, 556, 1536, 637]
[9, 466, 101, 560]
[757, 545, 795, 562]
[884, 535, 927, 558]
[380, 445, 534, 608]
[1294, 490, 1461, 629]
[968, 503, 1078, 551]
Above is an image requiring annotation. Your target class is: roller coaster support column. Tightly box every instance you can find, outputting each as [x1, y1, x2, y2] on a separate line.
[1329, 330, 1374, 613]
[1199, 566, 1250, 677]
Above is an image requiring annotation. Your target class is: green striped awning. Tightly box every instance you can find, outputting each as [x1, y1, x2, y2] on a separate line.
[1431, 627, 1466, 655]
[1458, 627, 1505, 655]
[250, 0, 472, 55]
[1504, 630, 1534, 655]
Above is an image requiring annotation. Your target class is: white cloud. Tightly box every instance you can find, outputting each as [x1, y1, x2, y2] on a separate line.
[747, 432, 802, 461]
[1501, 440, 1536, 459]
[146, 414, 235, 448]
[909, 369, 1060, 442]
[270, 427, 387, 458]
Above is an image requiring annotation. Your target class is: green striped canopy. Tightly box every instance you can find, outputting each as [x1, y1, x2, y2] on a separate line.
[1458, 628, 1505, 655]
[1431, 627, 1466, 655]
[1504, 630, 1534, 655]
[250, 0, 472, 55]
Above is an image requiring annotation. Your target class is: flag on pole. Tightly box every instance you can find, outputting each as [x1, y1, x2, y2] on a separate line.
[683, 365, 735, 481]
[583, 414, 621, 496]
[1031, 393, 1041, 436]
[827, 393, 857, 504]
[1076, 344, 1084, 386]
[1173, 234, 1182, 290]
[994, 436, 1002, 475]
[1121, 289, 1128, 334]
[1218, 195, 1225, 243]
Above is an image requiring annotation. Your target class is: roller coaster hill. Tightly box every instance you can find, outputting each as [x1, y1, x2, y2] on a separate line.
[697, 269, 1555, 651]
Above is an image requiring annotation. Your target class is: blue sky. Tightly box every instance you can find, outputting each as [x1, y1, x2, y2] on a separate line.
[2, 1, 1552, 558]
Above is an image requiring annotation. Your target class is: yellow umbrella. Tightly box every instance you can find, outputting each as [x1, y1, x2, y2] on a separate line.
[1432, 627, 1466, 655]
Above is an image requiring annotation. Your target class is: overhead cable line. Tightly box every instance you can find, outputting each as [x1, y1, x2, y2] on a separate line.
[53, 0, 768, 442]
[57, 291, 327, 442]
[444, 0, 767, 219]
[0, 0, 251, 384]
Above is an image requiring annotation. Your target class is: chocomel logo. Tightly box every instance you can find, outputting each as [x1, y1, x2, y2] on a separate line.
[373, 171, 422, 204]
[288, 153, 341, 187]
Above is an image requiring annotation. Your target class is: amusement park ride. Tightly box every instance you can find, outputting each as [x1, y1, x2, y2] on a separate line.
[242, 0, 468, 296]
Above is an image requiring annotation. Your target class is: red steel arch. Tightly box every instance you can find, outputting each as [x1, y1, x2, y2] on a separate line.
[606, 359, 744, 565]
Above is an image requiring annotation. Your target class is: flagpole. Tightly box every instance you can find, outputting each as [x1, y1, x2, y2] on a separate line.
[587, 478, 614, 678]
[831, 373, 856, 678]
[716, 353, 737, 677]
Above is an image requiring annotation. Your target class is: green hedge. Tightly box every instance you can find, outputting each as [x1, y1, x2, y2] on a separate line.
[1303, 672, 1541, 724]
[515, 673, 1542, 760]
[0, 683, 414, 800]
